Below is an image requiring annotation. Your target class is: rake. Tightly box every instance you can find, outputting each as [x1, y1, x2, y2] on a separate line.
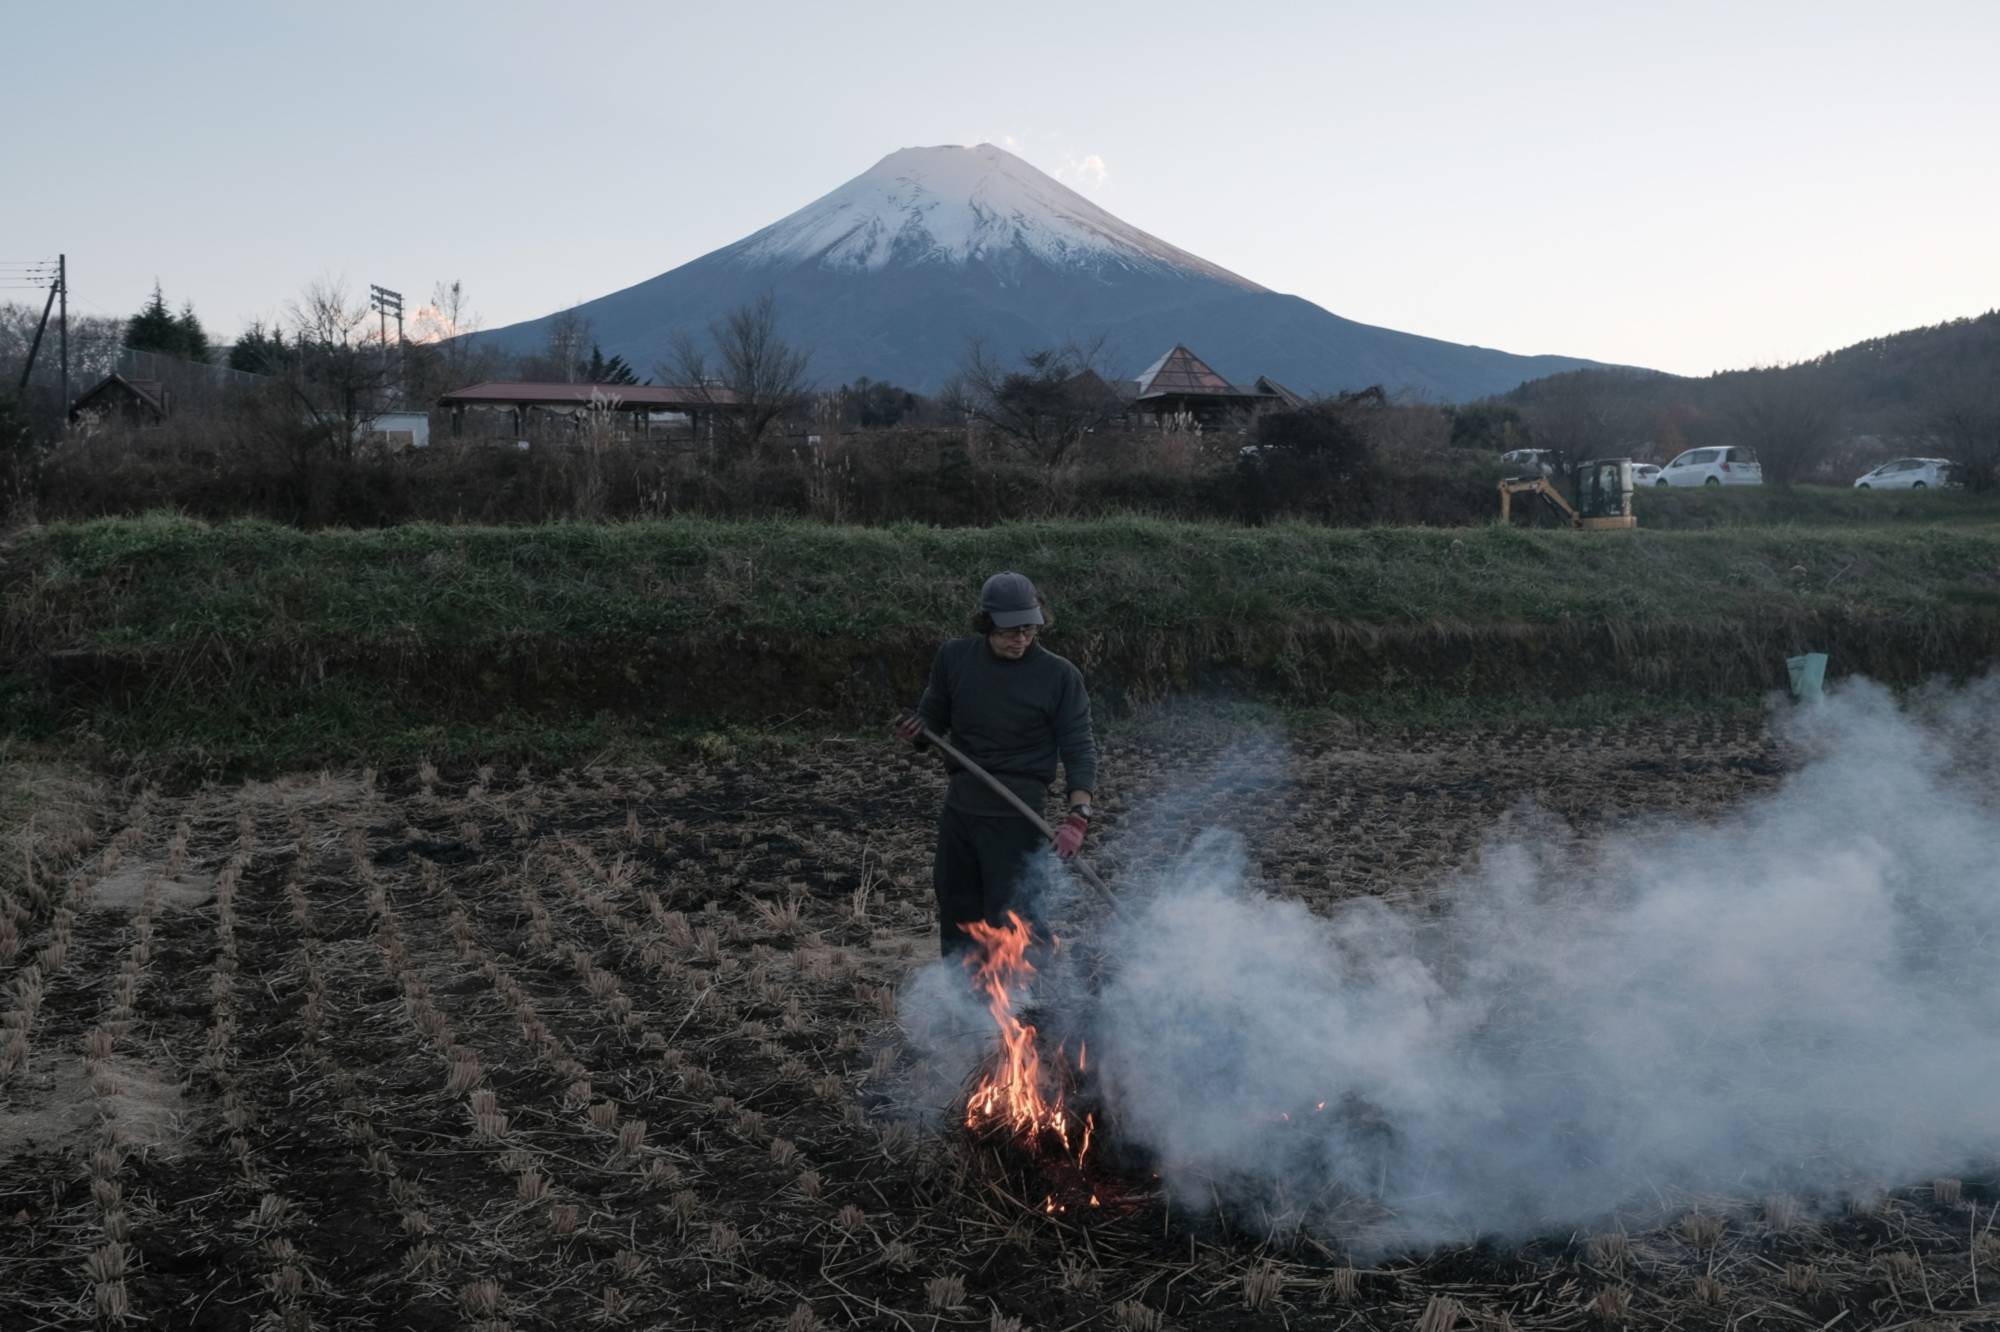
[915, 724, 1131, 926]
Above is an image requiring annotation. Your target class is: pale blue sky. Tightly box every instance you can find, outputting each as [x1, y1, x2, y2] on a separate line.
[8, 0, 1996, 377]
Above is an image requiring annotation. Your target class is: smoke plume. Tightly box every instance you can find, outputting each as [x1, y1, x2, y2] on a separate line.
[1088, 679, 2000, 1251]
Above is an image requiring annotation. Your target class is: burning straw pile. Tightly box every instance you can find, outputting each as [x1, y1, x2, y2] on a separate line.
[955, 912, 1109, 1215]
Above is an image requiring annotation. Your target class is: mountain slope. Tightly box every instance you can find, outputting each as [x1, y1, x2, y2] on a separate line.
[473, 144, 1612, 400]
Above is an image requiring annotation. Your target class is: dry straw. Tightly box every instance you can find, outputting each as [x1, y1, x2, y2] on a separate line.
[1588, 1286, 1632, 1322]
[1587, 1231, 1630, 1272]
[458, 1278, 503, 1318]
[1112, 1300, 1162, 1332]
[617, 1118, 647, 1156]
[1762, 1193, 1802, 1232]
[402, 1242, 445, 1278]
[1243, 1262, 1285, 1312]
[1682, 1212, 1725, 1249]
[925, 1273, 967, 1310]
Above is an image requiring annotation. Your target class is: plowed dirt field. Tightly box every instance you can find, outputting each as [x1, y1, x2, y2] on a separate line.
[3, 716, 1991, 1330]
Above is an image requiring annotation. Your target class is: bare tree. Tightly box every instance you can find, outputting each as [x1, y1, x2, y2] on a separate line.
[664, 292, 814, 459]
[1727, 370, 1840, 488]
[949, 336, 1120, 467]
[283, 276, 398, 464]
[0, 302, 124, 434]
[1520, 372, 1642, 473]
[537, 306, 592, 384]
[408, 278, 501, 396]
[1919, 362, 2000, 493]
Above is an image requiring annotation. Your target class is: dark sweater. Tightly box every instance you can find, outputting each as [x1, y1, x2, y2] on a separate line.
[915, 637, 1097, 816]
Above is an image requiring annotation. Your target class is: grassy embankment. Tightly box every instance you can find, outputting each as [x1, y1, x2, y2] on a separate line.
[4, 509, 1998, 773]
[1635, 483, 2000, 528]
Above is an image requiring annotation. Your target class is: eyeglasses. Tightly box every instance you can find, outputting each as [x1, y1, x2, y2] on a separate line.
[993, 624, 1039, 639]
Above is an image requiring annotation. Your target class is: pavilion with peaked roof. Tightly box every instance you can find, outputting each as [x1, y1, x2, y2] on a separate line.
[1120, 345, 1302, 427]
[437, 381, 743, 438]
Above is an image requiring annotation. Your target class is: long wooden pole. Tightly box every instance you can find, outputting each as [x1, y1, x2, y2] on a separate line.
[917, 724, 1125, 919]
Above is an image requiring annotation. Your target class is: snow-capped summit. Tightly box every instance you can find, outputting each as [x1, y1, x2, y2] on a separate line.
[473, 146, 1612, 398]
[730, 143, 1263, 290]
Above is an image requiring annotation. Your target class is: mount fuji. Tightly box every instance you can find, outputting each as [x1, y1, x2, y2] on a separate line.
[474, 143, 1610, 400]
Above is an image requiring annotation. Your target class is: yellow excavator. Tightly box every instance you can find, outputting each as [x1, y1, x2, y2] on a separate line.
[1498, 457, 1637, 530]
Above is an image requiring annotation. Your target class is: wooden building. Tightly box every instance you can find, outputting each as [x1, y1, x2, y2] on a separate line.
[1122, 346, 1305, 428]
[68, 373, 171, 426]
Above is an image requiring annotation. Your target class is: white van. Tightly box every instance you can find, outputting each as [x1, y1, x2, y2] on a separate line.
[1656, 446, 1762, 486]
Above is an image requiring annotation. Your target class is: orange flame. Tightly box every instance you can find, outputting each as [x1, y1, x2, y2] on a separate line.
[961, 912, 1094, 1164]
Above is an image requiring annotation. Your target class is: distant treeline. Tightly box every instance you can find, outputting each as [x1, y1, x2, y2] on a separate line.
[1467, 310, 2000, 490]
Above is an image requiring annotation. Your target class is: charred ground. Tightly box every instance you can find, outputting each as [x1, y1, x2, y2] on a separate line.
[4, 715, 1993, 1331]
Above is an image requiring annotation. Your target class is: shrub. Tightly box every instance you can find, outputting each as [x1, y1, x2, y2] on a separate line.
[31, 413, 1513, 528]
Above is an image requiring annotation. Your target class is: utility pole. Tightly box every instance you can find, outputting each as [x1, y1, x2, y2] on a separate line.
[58, 254, 68, 424]
[14, 258, 58, 397]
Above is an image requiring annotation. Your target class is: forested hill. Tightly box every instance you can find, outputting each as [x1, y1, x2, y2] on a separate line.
[1499, 310, 2000, 435]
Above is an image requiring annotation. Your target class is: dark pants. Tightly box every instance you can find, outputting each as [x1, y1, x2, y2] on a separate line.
[933, 805, 1049, 963]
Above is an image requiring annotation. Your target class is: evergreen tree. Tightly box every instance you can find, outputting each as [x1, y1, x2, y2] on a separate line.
[175, 302, 210, 363]
[124, 283, 213, 361]
[125, 283, 180, 354]
[843, 377, 921, 428]
[229, 322, 296, 375]
[583, 343, 641, 386]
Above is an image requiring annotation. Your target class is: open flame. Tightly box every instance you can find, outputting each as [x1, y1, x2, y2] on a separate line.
[960, 912, 1093, 1166]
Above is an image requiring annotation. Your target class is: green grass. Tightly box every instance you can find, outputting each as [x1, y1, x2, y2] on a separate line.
[5, 512, 1994, 775]
[1636, 483, 2000, 529]
[7, 510, 1999, 653]
[31, 678, 733, 778]
[14, 677, 1769, 783]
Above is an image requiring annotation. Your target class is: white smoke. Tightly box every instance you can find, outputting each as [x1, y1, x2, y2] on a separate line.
[1086, 678, 2000, 1252]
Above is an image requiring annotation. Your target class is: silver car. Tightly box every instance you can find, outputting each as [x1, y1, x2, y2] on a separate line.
[1853, 457, 1956, 490]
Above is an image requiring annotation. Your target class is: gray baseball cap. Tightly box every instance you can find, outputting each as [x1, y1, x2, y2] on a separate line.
[978, 571, 1045, 629]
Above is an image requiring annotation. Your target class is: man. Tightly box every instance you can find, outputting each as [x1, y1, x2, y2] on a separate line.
[894, 571, 1097, 961]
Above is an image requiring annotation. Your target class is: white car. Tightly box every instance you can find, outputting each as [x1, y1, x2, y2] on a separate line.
[1656, 446, 1762, 486]
[1853, 457, 1956, 490]
[1631, 463, 1662, 487]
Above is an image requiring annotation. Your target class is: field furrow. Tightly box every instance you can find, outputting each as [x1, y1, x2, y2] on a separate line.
[5, 718, 1996, 1329]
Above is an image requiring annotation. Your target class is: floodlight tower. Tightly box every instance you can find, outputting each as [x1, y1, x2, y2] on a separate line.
[368, 284, 404, 345]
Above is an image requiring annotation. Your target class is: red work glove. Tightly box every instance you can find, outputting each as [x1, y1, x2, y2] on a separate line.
[892, 711, 924, 745]
[1053, 812, 1088, 860]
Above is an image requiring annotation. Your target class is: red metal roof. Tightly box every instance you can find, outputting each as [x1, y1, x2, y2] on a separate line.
[437, 381, 742, 408]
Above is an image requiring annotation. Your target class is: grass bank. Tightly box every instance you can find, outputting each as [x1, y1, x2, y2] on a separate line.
[1636, 484, 2000, 529]
[4, 512, 1996, 771]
